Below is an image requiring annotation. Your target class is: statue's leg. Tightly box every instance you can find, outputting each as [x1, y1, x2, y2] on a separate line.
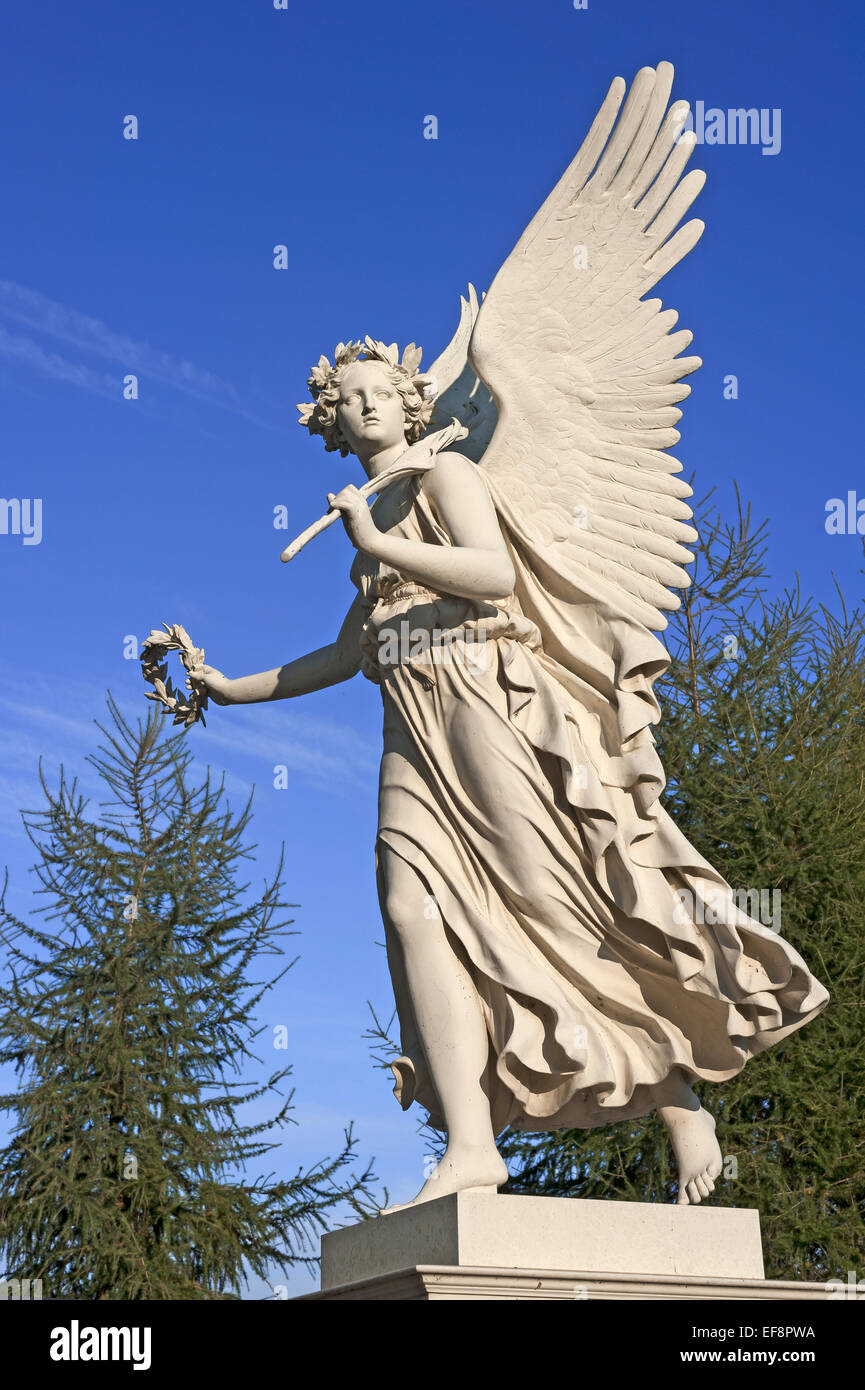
[440, 687, 724, 1207]
[650, 1069, 723, 1206]
[378, 844, 508, 1211]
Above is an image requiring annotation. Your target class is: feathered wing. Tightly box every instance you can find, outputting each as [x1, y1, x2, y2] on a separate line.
[468, 60, 704, 633]
[400, 66, 829, 1128]
[422, 284, 497, 464]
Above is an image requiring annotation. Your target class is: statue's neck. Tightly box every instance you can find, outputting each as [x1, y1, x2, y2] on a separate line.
[357, 440, 407, 480]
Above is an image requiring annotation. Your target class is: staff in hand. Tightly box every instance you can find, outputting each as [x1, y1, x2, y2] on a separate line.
[279, 419, 468, 563]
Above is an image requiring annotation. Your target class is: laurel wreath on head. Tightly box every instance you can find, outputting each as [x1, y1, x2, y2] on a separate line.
[140, 623, 207, 728]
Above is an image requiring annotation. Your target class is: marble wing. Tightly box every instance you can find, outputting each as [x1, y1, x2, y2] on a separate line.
[422, 284, 498, 465]
[464, 60, 705, 633]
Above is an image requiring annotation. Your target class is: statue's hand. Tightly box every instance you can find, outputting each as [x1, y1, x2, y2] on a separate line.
[327, 484, 379, 555]
[187, 664, 234, 706]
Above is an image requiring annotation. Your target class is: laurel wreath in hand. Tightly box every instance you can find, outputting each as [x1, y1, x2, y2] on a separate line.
[140, 623, 208, 728]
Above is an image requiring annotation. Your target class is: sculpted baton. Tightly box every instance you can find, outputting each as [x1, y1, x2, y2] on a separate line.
[279, 418, 468, 563]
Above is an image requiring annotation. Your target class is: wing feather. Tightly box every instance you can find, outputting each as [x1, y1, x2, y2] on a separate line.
[469, 61, 706, 630]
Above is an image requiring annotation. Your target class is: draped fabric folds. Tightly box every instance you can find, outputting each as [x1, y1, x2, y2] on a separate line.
[351, 475, 829, 1136]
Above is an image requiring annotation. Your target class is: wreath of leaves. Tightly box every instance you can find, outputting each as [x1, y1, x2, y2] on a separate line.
[297, 336, 428, 429]
[140, 623, 207, 728]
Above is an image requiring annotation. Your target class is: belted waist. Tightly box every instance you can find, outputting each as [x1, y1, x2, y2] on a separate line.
[374, 573, 516, 610]
[374, 576, 441, 605]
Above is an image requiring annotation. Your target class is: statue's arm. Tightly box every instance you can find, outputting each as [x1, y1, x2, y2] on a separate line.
[329, 452, 515, 601]
[190, 593, 365, 706]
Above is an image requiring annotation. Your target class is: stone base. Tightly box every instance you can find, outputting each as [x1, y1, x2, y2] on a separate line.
[303, 1264, 827, 1301]
[297, 1192, 827, 1301]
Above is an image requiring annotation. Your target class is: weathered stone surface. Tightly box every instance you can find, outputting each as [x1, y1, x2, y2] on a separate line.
[294, 1192, 827, 1302]
[320, 1191, 763, 1290]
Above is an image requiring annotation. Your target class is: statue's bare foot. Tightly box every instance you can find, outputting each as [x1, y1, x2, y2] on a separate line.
[381, 1144, 508, 1215]
[653, 1077, 723, 1206]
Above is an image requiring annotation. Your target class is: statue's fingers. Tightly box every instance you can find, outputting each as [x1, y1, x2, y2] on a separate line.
[328, 493, 355, 515]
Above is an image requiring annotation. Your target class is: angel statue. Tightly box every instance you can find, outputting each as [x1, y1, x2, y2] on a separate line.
[189, 62, 828, 1212]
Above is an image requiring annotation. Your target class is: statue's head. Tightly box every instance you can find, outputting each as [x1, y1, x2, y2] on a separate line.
[297, 338, 434, 458]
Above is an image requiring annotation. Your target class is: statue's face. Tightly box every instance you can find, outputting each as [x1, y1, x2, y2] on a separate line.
[336, 361, 406, 456]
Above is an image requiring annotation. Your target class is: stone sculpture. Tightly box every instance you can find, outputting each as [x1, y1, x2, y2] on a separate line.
[188, 62, 829, 1212]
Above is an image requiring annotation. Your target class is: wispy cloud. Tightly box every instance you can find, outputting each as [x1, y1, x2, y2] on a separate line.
[199, 706, 378, 790]
[0, 670, 377, 838]
[0, 280, 281, 428]
[0, 323, 118, 399]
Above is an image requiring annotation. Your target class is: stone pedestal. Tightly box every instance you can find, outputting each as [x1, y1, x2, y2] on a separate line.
[297, 1192, 828, 1300]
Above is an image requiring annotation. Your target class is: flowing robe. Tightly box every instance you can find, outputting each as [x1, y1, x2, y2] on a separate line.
[351, 473, 829, 1136]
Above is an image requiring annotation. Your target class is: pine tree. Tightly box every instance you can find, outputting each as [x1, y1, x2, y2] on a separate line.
[372, 495, 865, 1283]
[0, 696, 379, 1300]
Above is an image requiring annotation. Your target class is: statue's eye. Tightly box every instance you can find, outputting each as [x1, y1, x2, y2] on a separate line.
[344, 392, 361, 404]
[375, 389, 392, 399]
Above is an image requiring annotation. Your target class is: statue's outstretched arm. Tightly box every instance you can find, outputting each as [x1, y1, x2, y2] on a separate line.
[188, 594, 365, 706]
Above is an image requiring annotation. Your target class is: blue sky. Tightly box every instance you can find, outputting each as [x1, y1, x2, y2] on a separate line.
[1, 0, 863, 1297]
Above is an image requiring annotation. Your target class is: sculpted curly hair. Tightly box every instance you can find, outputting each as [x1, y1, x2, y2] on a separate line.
[297, 336, 435, 457]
